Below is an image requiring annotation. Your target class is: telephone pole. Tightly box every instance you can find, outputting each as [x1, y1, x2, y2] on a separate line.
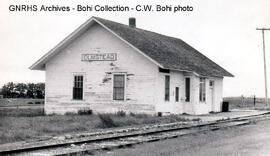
[256, 28, 270, 106]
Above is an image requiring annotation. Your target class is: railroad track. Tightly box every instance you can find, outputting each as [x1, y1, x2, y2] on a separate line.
[2, 112, 270, 156]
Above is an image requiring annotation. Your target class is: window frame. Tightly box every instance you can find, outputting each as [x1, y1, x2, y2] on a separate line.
[72, 74, 84, 100]
[164, 75, 170, 101]
[175, 87, 179, 102]
[112, 73, 126, 101]
[199, 77, 206, 102]
[209, 80, 214, 88]
[185, 77, 191, 102]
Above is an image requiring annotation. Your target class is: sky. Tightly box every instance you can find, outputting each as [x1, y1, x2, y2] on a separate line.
[0, 0, 270, 97]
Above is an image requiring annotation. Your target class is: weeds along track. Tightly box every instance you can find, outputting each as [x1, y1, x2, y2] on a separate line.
[2, 112, 270, 156]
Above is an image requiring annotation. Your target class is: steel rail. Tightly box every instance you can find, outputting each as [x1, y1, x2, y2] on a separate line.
[1, 112, 270, 156]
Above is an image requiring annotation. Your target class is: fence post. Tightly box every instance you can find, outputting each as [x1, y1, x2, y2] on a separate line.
[254, 95, 256, 108]
[241, 95, 245, 107]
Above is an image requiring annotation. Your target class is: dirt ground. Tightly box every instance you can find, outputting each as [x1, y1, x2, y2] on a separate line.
[95, 119, 270, 156]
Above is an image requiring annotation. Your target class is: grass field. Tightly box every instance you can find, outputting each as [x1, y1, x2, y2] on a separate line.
[0, 96, 266, 145]
[0, 98, 44, 107]
[0, 107, 44, 117]
[0, 107, 199, 144]
[223, 96, 266, 110]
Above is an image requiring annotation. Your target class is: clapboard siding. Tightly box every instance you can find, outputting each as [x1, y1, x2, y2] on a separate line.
[42, 19, 225, 115]
[154, 70, 223, 115]
[45, 23, 158, 114]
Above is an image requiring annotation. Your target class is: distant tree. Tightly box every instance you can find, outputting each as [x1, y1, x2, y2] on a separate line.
[0, 82, 45, 99]
[1, 83, 10, 98]
[26, 83, 35, 98]
[35, 83, 45, 99]
[1, 82, 15, 98]
[15, 83, 27, 98]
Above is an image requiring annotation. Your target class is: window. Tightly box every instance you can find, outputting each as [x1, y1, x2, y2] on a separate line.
[185, 77, 190, 102]
[73, 75, 83, 100]
[113, 74, 125, 100]
[199, 78, 206, 102]
[165, 75, 170, 101]
[209, 80, 214, 87]
[175, 87, 179, 102]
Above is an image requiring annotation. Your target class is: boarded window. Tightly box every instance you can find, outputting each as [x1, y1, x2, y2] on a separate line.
[199, 78, 206, 102]
[175, 87, 179, 102]
[73, 75, 83, 100]
[165, 75, 170, 101]
[113, 74, 125, 100]
[185, 77, 190, 102]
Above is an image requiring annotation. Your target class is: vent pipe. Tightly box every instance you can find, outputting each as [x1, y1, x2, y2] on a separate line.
[129, 17, 136, 28]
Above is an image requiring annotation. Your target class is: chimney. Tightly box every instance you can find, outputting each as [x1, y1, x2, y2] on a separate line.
[129, 17, 136, 28]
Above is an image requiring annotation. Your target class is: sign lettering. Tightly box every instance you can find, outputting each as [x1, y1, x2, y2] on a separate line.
[81, 53, 117, 61]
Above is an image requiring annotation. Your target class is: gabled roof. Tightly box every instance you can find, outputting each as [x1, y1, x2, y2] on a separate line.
[30, 16, 233, 77]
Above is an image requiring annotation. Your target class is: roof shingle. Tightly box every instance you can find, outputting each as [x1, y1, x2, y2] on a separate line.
[94, 17, 233, 77]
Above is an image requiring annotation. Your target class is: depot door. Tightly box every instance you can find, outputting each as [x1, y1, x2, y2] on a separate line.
[209, 81, 215, 111]
[174, 86, 181, 113]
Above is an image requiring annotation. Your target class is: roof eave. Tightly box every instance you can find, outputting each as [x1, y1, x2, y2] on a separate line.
[29, 64, 45, 71]
[168, 67, 234, 78]
[226, 73, 234, 77]
[29, 16, 97, 71]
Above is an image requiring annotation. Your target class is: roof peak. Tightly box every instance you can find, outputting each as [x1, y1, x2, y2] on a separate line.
[30, 16, 233, 77]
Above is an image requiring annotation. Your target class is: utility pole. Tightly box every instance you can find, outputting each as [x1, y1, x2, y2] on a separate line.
[256, 28, 270, 106]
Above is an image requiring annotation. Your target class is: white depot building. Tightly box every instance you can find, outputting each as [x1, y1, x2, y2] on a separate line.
[30, 17, 233, 115]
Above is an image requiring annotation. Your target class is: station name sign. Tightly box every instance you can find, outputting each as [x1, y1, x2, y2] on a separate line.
[81, 53, 117, 61]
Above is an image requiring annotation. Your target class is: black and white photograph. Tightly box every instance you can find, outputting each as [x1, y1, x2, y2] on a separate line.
[0, 0, 270, 155]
